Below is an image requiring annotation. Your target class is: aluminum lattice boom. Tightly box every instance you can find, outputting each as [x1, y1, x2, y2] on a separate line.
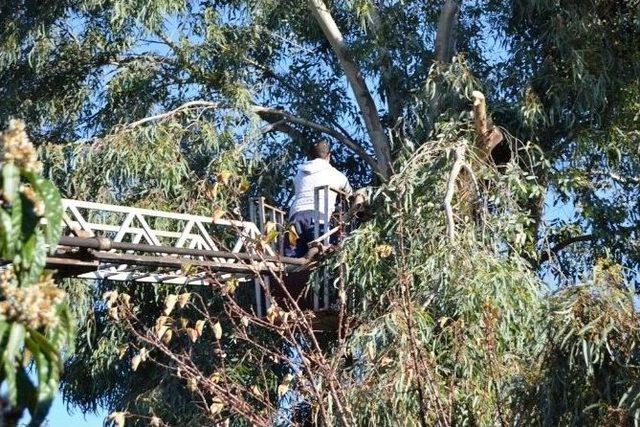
[50, 199, 303, 285]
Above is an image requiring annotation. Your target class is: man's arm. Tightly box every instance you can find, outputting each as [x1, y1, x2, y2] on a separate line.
[341, 173, 353, 194]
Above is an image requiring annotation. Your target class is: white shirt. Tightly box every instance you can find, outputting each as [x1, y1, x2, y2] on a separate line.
[289, 158, 352, 219]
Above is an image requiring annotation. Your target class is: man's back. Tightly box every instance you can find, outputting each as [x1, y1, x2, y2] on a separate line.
[289, 158, 351, 219]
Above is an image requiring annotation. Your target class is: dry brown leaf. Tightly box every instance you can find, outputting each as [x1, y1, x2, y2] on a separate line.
[155, 325, 170, 340]
[238, 179, 250, 193]
[103, 291, 118, 307]
[164, 294, 178, 315]
[204, 182, 218, 200]
[374, 244, 393, 258]
[277, 374, 294, 397]
[287, 225, 299, 246]
[209, 399, 224, 415]
[212, 208, 226, 222]
[179, 317, 189, 328]
[177, 292, 191, 308]
[195, 319, 205, 336]
[212, 321, 222, 340]
[119, 293, 131, 309]
[186, 328, 198, 343]
[139, 348, 149, 361]
[161, 329, 173, 344]
[223, 278, 238, 294]
[155, 315, 169, 329]
[131, 354, 142, 372]
[277, 383, 289, 397]
[217, 170, 232, 185]
[266, 306, 279, 324]
[108, 307, 119, 321]
[117, 345, 129, 360]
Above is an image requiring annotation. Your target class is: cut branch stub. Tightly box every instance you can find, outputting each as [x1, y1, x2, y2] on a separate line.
[472, 91, 504, 161]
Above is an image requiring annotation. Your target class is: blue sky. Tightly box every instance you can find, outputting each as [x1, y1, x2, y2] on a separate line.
[45, 398, 105, 427]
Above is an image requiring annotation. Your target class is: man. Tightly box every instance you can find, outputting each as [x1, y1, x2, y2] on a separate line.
[286, 141, 352, 258]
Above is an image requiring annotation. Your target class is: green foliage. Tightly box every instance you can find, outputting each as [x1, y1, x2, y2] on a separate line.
[0, 120, 74, 425]
[1, 0, 640, 424]
[518, 261, 640, 425]
[320, 116, 545, 425]
[317, 114, 640, 425]
[41, 113, 258, 217]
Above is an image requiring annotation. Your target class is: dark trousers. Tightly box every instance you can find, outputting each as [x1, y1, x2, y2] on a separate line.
[285, 210, 325, 258]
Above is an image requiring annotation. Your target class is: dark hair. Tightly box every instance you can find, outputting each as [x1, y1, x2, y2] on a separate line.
[309, 140, 331, 159]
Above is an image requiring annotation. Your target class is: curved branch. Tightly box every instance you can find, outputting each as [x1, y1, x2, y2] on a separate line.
[444, 146, 466, 241]
[307, 0, 391, 178]
[115, 101, 381, 174]
[251, 106, 381, 174]
[122, 101, 219, 129]
[539, 234, 595, 264]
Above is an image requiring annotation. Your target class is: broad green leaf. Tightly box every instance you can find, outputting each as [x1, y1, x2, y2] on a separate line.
[24, 172, 63, 249]
[27, 331, 61, 426]
[17, 229, 46, 285]
[4, 323, 26, 405]
[0, 208, 14, 257]
[2, 163, 20, 204]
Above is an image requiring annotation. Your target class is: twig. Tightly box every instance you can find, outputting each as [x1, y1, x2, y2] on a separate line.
[444, 146, 466, 241]
[123, 101, 219, 129]
[539, 234, 595, 264]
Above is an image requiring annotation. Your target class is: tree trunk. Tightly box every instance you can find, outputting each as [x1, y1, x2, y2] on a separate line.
[435, 0, 461, 63]
[307, 0, 392, 179]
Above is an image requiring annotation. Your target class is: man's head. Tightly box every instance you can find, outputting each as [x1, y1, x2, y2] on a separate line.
[309, 140, 331, 160]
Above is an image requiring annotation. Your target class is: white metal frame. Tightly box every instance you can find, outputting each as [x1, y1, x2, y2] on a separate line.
[312, 186, 350, 310]
[60, 199, 274, 285]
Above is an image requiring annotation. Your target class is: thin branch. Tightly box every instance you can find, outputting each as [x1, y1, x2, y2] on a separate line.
[307, 0, 391, 178]
[444, 146, 466, 241]
[590, 170, 640, 186]
[460, 162, 480, 200]
[122, 101, 219, 129]
[539, 234, 595, 264]
[251, 106, 380, 174]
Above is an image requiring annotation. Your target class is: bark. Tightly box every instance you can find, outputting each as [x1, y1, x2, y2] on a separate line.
[252, 106, 381, 175]
[472, 91, 504, 160]
[435, 0, 461, 63]
[307, 0, 391, 179]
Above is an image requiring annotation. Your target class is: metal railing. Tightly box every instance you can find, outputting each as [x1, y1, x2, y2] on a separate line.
[311, 186, 351, 310]
[52, 188, 354, 314]
[57, 199, 280, 285]
[249, 197, 286, 253]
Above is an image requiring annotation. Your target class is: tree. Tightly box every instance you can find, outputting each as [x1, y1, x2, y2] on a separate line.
[1, 0, 640, 425]
[0, 120, 74, 426]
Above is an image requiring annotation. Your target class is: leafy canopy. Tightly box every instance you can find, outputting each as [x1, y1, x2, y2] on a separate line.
[1, 0, 639, 425]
